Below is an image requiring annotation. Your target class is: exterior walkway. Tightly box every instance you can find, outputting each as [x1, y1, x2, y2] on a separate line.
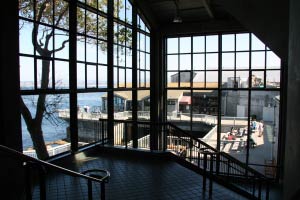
[32, 148, 247, 200]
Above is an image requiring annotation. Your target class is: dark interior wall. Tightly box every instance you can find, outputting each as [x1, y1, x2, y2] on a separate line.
[284, 0, 300, 199]
[0, 0, 22, 150]
[0, 0, 24, 199]
[217, 0, 289, 62]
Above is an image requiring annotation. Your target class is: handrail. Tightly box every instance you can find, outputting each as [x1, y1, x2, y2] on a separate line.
[0, 145, 110, 183]
[166, 122, 270, 199]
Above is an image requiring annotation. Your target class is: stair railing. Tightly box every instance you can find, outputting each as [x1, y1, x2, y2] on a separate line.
[0, 145, 110, 200]
[165, 122, 270, 200]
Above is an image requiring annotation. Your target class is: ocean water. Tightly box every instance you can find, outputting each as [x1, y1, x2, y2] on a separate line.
[22, 92, 104, 149]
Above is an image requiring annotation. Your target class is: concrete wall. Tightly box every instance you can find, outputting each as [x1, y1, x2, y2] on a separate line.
[284, 0, 300, 199]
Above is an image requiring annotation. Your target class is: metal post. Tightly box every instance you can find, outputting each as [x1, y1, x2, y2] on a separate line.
[24, 162, 32, 200]
[125, 122, 128, 148]
[101, 120, 104, 144]
[101, 181, 105, 200]
[39, 167, 46, 200]
[209, 154, 214, 198]
[88, 179, 93, 200]
[258, 179, 262, 199]
[203, 153, 207, 191]
[266, 180, 270, 200]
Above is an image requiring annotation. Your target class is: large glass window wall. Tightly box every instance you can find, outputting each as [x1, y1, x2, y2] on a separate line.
[19, 0, 151, 159]
[166, 33, 281, 175]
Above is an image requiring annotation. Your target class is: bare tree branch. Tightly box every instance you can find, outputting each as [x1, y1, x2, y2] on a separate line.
[52, 39, 69, 53]
[39, 30, 46, 47]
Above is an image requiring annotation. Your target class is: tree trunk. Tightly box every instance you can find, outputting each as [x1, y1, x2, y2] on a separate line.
[28, 123, 49, 160]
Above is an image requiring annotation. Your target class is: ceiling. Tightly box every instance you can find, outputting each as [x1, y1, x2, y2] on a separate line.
[134, 0, 239, 27]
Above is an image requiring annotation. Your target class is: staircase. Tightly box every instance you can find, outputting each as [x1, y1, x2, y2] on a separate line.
[165, 122, 270, 200]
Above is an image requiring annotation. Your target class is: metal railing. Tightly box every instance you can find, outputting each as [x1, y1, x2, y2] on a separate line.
[0, 145, 110, 200]
[99, 119, 151, 150]
[165, 123, 270, 200]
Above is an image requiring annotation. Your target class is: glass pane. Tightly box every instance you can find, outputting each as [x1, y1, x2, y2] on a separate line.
[180, 54, 191, 70]
[98, 0, 107, 13]
[236, 33, 249, 51]
[167, 90, 185, 121]
[77, 63, 85, 89]
[55, 60, 69, 89]
[77, 8, 85, 34]
[145, 53, 150, 70]
[98, 16, 107, 40]
[54, 29, 69, 59]
[87, 65, 97, 88]
[167, 72, 179, 88]
[77, 92, 106, 146]
[236, 71, 249, 88]
[180, 37, 191, 53]
[193, 54, 205, 70]
[126, 68, 132, 88]
[236, 52, 249, 69]
[251, 52, 265, 69]
[54, 1, 69, 29]
[98, 41, 107, 64]
[37, 59, 52, 89]
[222, 53, 234, 69]
[19, 21, 34, 55]
[251, 34, 265, 50]
[119, 50, 126, 67]
[20, 56, 34, 90]
[98, 65, 107, 88]
[206, 35, 218, 52]
[86, 11, 97, 37]
[126, 0, 132, 24]
[222, 34, 235, 52]
[146, 36, 150, 52]
[36, 25, 53, 55]
[266, 70, 280, 88]
[167, 55, 178, 71]
[77, 37, 85, 61]
[252, 71, 265, 88]
[139, 51, 145, 69]
[119, 68, 125, 87]
[206, 71, 218, 88]
[86, 39, 97, 63]
[138, 90, 150, 119]
[206, 53, 218, 70]
[126, 48, 132, 68]
[167, 38, 178, 54]
[193, 36, 205, 53]
[221, 91, 248, 163]
[179, 71, 191, 88]
[193, 71, 205, 88]
[266, 51, 281, 69]
[222, 71, 235, 88]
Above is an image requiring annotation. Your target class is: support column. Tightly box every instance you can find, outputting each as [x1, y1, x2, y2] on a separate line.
[283, 0, 300, 199]
[69, 0, 78, 152]
[131, 5, 138, 148]
[107, 0, 114, 145]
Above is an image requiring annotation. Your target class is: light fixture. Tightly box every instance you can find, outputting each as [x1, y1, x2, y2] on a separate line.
[173, 15, 182, 23]
[173, 0, 182, 23]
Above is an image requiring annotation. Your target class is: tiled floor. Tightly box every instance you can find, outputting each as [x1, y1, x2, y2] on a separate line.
[32, 149, 249, 200]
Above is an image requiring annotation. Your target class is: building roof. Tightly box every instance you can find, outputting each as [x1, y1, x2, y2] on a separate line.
[101, 90, 150, 101]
